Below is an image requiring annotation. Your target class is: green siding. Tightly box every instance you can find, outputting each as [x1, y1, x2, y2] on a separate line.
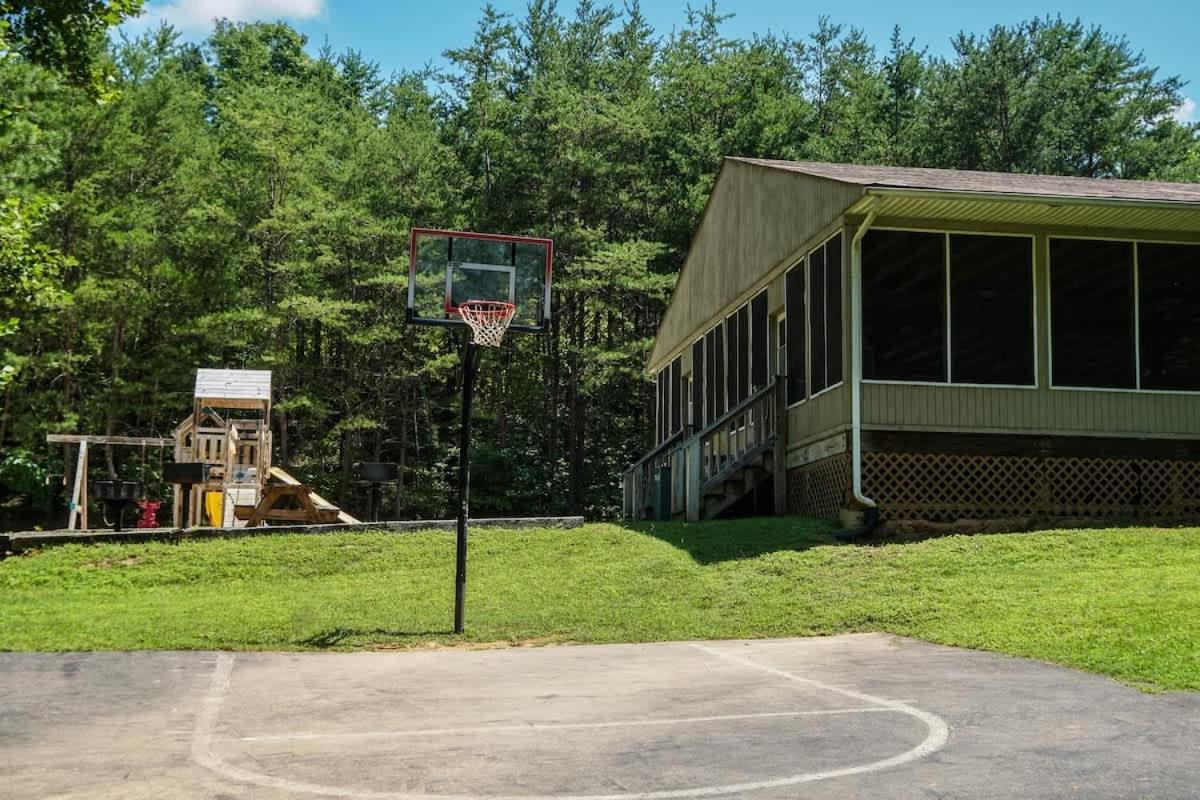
[787, 383, 850, 447]
[861, 382, 1200, 437]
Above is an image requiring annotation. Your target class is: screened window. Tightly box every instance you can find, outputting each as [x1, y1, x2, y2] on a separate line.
[725, 310, 740, 410]
[775, 316, 787, 380]
[691, 337, 705, 428]
[751, 290, 769, 389]
[726, 305, 752, 409]
[826, 236, 843, 387]
[1139, 243, 1200, 391]
[809, 234, 843, 393]
[1050, 239, 1136, 389]
[669, 356, 682, 434]
[734, 305, 750, 404]
[684, 376, 693, 429]
[862, 230, 946, 382]
[785, 264, 806, 404]
[713, 324, 725, 418]
[808, 246, 826, 391]
[705, 323, 726, 421]
[949, 234, 1034, 385]
[655, 367, 666, 444]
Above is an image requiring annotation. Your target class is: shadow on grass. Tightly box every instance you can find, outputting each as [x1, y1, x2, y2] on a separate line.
[299, 627, 454, 648]
[621, 516, 842, 564]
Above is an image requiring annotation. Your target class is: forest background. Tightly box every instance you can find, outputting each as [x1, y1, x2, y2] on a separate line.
[2, 0, 1198, 524]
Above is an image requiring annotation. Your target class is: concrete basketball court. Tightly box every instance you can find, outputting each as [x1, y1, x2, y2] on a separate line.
[2, 634, 1198, 799]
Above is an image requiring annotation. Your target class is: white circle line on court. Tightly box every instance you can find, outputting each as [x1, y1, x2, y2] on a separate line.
[222, 706, 900, 743]
[191, 645, 951, 800]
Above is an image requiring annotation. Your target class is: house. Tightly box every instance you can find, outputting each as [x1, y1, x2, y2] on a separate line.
[624, 158, 1200, 524]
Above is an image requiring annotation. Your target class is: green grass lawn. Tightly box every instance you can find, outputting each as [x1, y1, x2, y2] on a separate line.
[2, 519, 1198, 691]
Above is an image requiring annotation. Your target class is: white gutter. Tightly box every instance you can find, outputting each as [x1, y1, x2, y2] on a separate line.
[849, 198, 881, 510]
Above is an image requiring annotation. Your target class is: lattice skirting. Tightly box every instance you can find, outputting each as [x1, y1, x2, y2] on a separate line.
[862, 451, 1200, 521]
[787, 452, 852, 519]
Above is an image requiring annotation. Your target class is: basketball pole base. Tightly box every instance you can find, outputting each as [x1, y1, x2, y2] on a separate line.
[454, 334, 482, 635]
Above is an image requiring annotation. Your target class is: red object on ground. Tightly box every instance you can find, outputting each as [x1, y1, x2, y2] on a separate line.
[136, 499, 161, 528]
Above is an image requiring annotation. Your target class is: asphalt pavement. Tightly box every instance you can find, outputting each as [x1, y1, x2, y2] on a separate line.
[2, 633, 1197, 799]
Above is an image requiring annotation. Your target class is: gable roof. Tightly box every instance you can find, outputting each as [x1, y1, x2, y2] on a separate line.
[732, 158, 1200, 205]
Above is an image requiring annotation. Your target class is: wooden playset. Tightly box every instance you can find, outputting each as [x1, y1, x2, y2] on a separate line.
[49, 368, 357, 530]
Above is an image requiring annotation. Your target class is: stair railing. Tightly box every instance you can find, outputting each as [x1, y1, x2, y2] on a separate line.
[699, 380, 777, 490]
[622, 428, 686, 519]
[622, 380, 779, 519]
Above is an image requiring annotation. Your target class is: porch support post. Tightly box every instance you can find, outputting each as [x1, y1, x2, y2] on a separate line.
[685, 437, 701, 522]
[773, 386, 788, 514]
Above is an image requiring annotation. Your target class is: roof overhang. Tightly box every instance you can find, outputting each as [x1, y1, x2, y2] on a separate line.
[849, 188, 1200, 234]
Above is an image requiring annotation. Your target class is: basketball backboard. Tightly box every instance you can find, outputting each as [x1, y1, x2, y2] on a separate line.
[407, 228, 553, 333]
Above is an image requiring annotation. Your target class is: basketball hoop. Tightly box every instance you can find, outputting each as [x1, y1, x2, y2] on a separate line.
[457, 300, 516, 348]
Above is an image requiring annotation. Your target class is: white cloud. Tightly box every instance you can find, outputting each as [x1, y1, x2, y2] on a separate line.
[1173, 97, 1197, 125]
[135, 0, 324, 32]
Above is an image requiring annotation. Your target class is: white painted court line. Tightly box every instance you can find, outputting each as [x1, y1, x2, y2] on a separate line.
[191, 647, 950, 800]
[223, 707, 898, 743]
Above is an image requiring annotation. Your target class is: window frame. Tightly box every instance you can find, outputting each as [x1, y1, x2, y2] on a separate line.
[785, 258, 808, 409]
[809, 232, 845, 401]
[786, 230, 848, 408]
[860, 226, 1039, 391]
[1048, 234, 1200, 396]
[774, 313, 787, 382]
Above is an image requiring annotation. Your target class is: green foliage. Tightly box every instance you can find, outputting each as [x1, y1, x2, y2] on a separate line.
[0, 197, 67, 386]
[0, 6, 1196, 522]
[2, 521, 1198, 691]
[0, 0, 143, 89]
[0, 446, 47, 496]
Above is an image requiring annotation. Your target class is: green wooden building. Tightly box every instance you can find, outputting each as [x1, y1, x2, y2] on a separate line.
[624, 158, 1200, 524]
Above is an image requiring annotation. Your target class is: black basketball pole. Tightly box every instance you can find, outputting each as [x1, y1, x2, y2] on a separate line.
[454, 334, 482, 634]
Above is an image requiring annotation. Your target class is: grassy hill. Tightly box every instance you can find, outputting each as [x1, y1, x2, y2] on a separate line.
[1, 519, 1197, 691]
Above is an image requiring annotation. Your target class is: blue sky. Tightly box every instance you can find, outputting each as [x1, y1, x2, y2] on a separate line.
[125, 0, 1198, 122]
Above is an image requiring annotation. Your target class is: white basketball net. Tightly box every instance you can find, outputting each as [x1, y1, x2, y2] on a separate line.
[457, 300, 516, 348]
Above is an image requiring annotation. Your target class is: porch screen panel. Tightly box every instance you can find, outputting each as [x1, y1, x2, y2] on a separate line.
[705, 327, 718, 426]
[949, 234, 1034, 385]
[862, 230, 946, 382]
[726, 308, 740, 410]
[1050, 239, 1135, 389]
[808, 246, 827, 392]
[736, 305, 750, 402]
[713, 323, 726, 419]
[785, 263, 806, 403]
[692, 338, 705, 429]
[826, 234, 843, 387]
[655, 367, 666, 444]
[751, 290, 769, 389]
[1139, 242, 1200, 390]
[669, 356, 682, 434]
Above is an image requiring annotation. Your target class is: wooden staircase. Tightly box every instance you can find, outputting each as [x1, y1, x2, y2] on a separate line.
[699, 443, 775, 519]
[624, 381, 784, 521]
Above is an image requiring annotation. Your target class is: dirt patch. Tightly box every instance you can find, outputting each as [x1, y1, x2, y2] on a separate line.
[372, 636, 578, 652]
[80, 556, 142, 569]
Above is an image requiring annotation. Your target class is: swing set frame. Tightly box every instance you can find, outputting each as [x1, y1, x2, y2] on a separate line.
[45, 434, 172, 530]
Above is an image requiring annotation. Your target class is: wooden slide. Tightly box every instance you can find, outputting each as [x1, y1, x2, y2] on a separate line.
[267, 467, 361, 525]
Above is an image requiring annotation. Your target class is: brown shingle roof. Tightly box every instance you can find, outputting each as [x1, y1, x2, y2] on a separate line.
[731, 157, 1200, 204]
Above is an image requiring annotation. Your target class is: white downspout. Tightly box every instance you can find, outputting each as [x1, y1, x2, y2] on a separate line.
[850, 198, 880, 510]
